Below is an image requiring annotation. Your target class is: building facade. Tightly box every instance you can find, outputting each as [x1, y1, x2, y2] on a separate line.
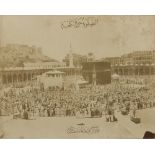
[0, 62, 66, 85]
[0, 67, 46, 85]
[24, 61, 65, 69]
[38, 70, 64, 90]
[63, 53, 87, 68]
[105, 50, 155, 76]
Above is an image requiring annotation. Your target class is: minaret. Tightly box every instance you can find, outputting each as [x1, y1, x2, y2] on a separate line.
[92, 63, 96, 85]
[69, 43, 74, 67]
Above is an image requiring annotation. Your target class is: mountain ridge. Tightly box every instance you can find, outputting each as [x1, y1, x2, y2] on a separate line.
[0, 44, 58, 68]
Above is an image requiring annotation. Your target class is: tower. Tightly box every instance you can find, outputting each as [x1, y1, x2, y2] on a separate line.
[92, 63, 96, 85]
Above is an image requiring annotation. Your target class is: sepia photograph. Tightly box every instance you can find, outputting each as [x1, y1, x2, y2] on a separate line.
[0, 15, 155, 139]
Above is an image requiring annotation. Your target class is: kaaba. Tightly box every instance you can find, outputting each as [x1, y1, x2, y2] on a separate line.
[82, 61, 111, 85]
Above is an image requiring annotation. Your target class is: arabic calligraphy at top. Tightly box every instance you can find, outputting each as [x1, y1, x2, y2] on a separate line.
[61, 16, 99, 29]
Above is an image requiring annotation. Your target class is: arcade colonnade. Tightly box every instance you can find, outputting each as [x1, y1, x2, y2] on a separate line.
[112, 64, 155, 76]
[0, 69, 48, 85]
[57, 67, 82, 76]
[0, 67, 82, 85]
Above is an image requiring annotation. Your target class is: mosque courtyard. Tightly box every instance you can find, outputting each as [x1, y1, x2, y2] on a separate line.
[0, 108, 155, 139]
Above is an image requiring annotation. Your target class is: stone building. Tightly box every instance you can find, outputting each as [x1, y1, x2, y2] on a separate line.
[105, 50, 155, 76]
[63, 53, 87, 68]
[0, 62, 65, 85]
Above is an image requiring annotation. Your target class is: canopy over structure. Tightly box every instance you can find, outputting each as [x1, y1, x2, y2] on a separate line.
[112, 73, 120, 80]
[77, 79, 88, 85]
[37, 70, 65, 90]
[45, 70, 64, 75]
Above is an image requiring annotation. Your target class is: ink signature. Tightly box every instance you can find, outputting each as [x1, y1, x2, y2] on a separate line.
[67, 126, 100, 134]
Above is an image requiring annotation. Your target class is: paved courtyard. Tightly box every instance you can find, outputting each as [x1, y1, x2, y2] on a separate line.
[0, 108, 155, 139]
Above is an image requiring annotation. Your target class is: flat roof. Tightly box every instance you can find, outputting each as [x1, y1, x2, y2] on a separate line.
[45, 70, 64, 74]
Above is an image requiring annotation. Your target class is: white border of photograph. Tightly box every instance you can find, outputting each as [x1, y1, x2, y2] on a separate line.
[0, 0, 155, 155]
[0, 0, 155, 15]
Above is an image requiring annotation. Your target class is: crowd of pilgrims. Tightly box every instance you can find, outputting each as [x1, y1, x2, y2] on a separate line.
[0, 83, 155, 120]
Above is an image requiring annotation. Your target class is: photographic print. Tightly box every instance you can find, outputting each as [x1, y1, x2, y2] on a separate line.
[0, 15, 155, 139]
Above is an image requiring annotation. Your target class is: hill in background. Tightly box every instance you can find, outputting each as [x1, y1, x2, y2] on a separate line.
[0, 44, 58, 68]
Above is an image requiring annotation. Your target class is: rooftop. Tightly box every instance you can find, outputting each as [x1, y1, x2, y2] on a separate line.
[45, 70, 64, 75]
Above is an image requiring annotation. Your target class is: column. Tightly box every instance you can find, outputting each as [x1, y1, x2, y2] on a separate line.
[143, 66, 145, 76]
[149, 65, 151, 76]
[26, 73, 29, 81]
[92, 64, 96, 85]
[16, 74, 19, 83]
[138, 66, 140, 76]
[0, 74, 1, 85]
[5, 74, 7, 84]
[11, 74, 13, 83]
[122, 68, 124, 76]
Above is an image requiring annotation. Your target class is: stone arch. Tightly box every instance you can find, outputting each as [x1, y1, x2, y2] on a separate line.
[32, 73, 34, 79]
[150, 67, 153, 75]
[2, 74, 7, 84]
[124, 69, 128, 75]
[145, 67, 149, 75]
[7, 74, 12, 83]
[153, 67, 155, 75]
[114, 69, 118, 74]
[13, 74, 17, 83]
[139, 67, 143, 75]
[135, 68, 138, 75]
[18, 74, 22, 82]
[23, 73, 27, 81]
[28, 73, 31, 81]
[119, 69, 123, 75]
[128, 68, 132, 75]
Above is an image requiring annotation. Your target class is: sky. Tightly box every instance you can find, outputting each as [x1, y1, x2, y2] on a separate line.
[0, 15, 155, 61]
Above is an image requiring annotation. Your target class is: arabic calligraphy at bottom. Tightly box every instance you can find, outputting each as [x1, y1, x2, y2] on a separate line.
[67, 126, 100, 134]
